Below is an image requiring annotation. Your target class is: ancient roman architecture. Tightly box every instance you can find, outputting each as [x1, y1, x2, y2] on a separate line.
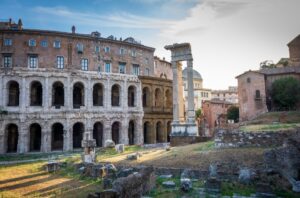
[0, 19, 172, 154]
[165, 43, 198, 143]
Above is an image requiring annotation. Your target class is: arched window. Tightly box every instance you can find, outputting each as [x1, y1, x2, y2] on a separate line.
[165, 89, 172, 108]
[255, 90, 261, 99]
[156, 121, 164, 143]
[128, 86, 136, 107]
[111, 84, 120, 106]
[112, 122, 120, 144]
[73, 82, 84, 108]
[155, 88, 162, 107]
[73, 122, 84, 148]
[93, 83, 103, 106]
[93, 122, 103, 147]
[128, 120, 135, 145]
[29, 123, 42, 152]
[6, 124, 18, 153]
[51, 123, 64, 151]
[52, 82, 64, 107]
[143, 87, 150, 107]
[143, 121, 151, 144]
[7, 81, 20, 106]
[30, 81, 43, 106]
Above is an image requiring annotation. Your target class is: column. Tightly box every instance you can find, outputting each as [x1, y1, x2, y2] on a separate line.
[64, 120, 71, 151]
[43, 77, 49, 111]
[42, 127, 51, 152]
[122, 118, 129, 145]
[66, 77, 71, 110]
[0, 76, 3, 107]
[187, 59, 195, 123]
[103, 120, 112, 143]
[171, 61, 179, 123]
[87, 78, 92, 110]
[136, 116, 143, 144]
[18, 123, 28, 153]
[20, 77, 26, 112]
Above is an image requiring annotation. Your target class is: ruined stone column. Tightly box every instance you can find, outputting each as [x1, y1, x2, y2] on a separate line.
[187, 59, 195, 123]
[177, 62, 185, 122]
[171, 61, 179, 124]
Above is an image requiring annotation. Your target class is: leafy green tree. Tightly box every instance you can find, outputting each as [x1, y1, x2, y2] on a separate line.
[271, 77, 300, 110]
[195, 109, 202, 119]
[227, 106, 239, 123]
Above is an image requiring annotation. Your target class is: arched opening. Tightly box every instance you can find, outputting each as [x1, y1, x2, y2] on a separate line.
[73, 122, 84, 149]
[142, 87, 150, 107]
[52, 82, 64, 107]
[128, 120, 135, 145]
[29, 123, 41, 152]
[156, 121, 164, 143]
[7, 81, 20, 106]
[51, 123, 64, 151]
[167, 121, 172, 142]
[143, 121, 151, 144]
[6, 124, 18, 153]
[111, 84, 120, 106]
[73, 82, 84, 108]
[93, 83, 103, 106]
[155, 88, 162, 107]
[128, 86, 136, 107]
[93, 122, 103, 147]
[165, 89, 172, 108]
[112, 122, 120, 144]
[30, 81, 43, 106]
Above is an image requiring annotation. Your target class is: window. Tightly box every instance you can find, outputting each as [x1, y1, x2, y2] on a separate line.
[131, 49, 136, 57]
[28, 39, 36, 47]
[41, 40, 48, 47]
[105, 62, 111, 73]
[95, 46, 100, 53]
[145, 58, 149, 65]
[255, 90, 261, 99]
[81, 59, 88, 71]
[145, 68, 150, 76]
[3, 55, 12, 67]
[98, 65, 101, 72]
[132, 64, 139, 75]
[53, 40, 61, 48]
[57, 56, 64, 69]
[119, 63, 126, 74]
[77, 43, 83, 53]
[119, 48, 125, 55]
[28, 55, 38, 68]
[247, 77, 251, 83]
[104, 46, 110, 53]
[4, 38, 12, 46]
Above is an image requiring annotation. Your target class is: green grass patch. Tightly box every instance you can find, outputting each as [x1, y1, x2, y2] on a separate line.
[194, 141, 215, 152]
[239, 123, 300, 132]
[221, 182, 255, 196]
[96, 145, 144, 161]
[274, 189, 300, 198]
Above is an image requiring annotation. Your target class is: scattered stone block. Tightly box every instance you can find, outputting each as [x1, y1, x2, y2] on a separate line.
[117, 168, 134, 178]
[204, 178, 221, 193]
[91, 165, 106, 178]
[103, 178, 113, 189]
[115, 144, 125, 153]
[127, 153, 140, 160]
[162, 181, 176, 188]
[45, 161, 60, 173]
[181, 178, 192, 192]
[159, 174, 173, 179]
[105, 140, 115, 148]
[238, 168, 254, 184]
[292, 180, 300, 192]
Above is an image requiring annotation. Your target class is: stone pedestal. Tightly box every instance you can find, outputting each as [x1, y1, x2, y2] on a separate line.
[82, 139, 96, 163]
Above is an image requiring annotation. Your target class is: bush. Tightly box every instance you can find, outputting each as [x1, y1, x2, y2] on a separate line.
[271, 77, 300, 110]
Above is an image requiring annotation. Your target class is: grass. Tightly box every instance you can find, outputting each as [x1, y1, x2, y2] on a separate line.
[240, 123, 300, 132]
[221, 182, 255, 196]
[248, 111, 300, 124]
[97, 145, 143, 161]
[194, 141, 215, 152]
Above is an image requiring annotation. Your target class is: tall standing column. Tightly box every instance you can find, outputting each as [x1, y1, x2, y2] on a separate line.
[187, 59, 195, 123]
[172, 61, 179, 123]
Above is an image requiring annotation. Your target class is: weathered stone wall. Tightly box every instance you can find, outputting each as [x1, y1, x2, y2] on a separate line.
[215, 128, 300, 148]
[170, 136, 210, 147]
[153, 56, 172, 80]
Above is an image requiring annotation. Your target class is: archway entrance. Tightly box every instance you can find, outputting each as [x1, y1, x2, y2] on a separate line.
[93, 83, 103, 106]
[29, 123, 41, 152]
[6, 124, 18, 153]
[128, 86, 136, 107]
[7, 81, 20, 106]
[73, 82, 84, 108]
[112, 122, 120, 144]
[128, 120, 134, 145]
[156, 121, 164, 143]
[51, 123, 64, 151]
[142, 87, 150, 107]
[143, 121, 151, 144]
[73, 122, 84, 148]
[111, 84, 120, 106]
[167, 121, 172, 142]
[52, 82, 64, 107]
[93, 122, 103, 147]
[30, 81, 43, 106]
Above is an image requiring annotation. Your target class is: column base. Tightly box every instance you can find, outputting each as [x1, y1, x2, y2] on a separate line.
[171, 122, 198, 136]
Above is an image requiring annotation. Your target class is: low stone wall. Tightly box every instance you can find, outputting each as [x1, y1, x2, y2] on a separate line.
[170, 136, 211, 147]
[215, 128, 300, 148]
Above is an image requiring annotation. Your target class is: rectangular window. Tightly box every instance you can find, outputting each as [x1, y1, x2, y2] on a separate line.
[98, 65, 101, 72]
[4, 38, 12, 46]
[3, 55, 12, 67]
[53, 40, 61, 48]
[81, 59, 88, 71]
[57, 56, 64, 69]
[41, 40, 48, 47]
[131, 50, 136, 57]
[28, 39, 36, 47]
[132, 64, 140, 75]
[104, 46, 110, 53]
[77, 43, 83, 53]
[119, 63, 126, 74]
[145, 68, 150, 76]
[105, 62, 111, 73]
[28, 55, 38, 68]
[119, 48, 125, 55]
[95, 46, 100, 53]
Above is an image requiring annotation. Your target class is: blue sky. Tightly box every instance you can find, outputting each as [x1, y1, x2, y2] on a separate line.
[1, 0, 300, 89]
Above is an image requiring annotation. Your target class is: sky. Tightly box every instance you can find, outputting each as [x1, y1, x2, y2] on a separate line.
[1, 0, 300, 89]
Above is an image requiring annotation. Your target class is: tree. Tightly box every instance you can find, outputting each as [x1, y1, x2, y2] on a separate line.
[227, 106, 239, 123]
[271, 77, 300, 110]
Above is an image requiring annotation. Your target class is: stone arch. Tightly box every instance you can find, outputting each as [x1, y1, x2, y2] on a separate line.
[7, 80, 20, 106]
[112, 121, 120, 144]
[93, 83, 104, 106]
[128, 120, 135, 145]
[128, 85, 136, 107]
[156, 121, 164, 143]
[6, 124, 18, 153]
[29, 123, 42, 152]
[30, 81, 43, 106]
[142, 87, 151, 107]
[154, 88, 163, 107]
[52, 81, 64, 107]
[165, 89, 172, 108]
[51, 123, 64, 151]
[143, 121, 152, 144]
[167, 121, 172, 142]
[73, 122, 84, 149]
[93, 122, 103, 147]
[111, 84, 120, 106]
[73, 82, 84, 108]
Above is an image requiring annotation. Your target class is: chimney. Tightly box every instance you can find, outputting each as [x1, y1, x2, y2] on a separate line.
[163, 57, 165, 61]
[18, 19, 23, 30]
[72, 25, 76, 34]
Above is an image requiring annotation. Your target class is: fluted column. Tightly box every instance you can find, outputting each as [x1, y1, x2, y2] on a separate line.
[171, 61, 179, 123]
[187, 59, 195, 123]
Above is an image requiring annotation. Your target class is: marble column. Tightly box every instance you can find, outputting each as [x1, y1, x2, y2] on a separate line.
[187, 59, 195, 123]
[171, 61, 179, 123]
